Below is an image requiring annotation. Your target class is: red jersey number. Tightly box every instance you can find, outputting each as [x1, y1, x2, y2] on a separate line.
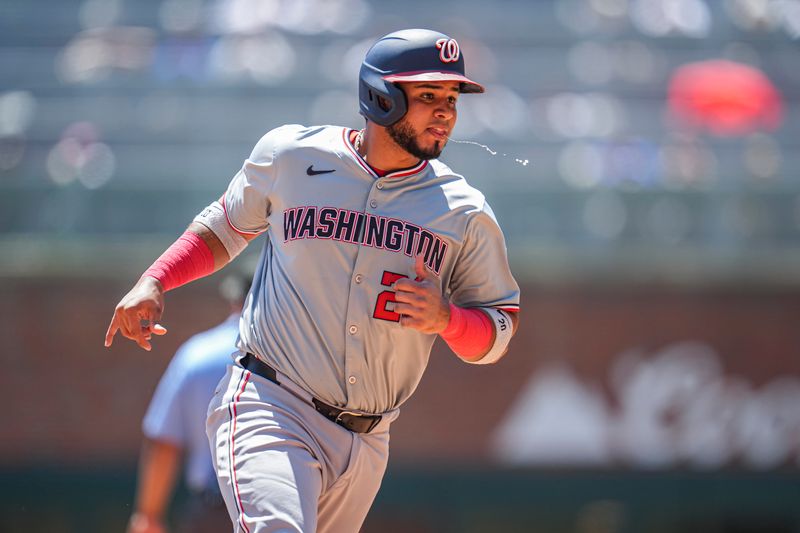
[372, 271, 408, 322]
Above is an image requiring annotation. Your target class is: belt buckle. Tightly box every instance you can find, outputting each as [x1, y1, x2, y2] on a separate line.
[334, 410, 360, 424]
[334, 410, 381, 433]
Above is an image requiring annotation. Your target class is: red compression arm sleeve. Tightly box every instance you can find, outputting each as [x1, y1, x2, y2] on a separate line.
[440, 303, 494, 360]
[142, 231, 215, 292]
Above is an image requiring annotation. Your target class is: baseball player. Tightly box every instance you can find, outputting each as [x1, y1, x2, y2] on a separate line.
[127, 274, 249, 533]
[106, 29, 520, 533]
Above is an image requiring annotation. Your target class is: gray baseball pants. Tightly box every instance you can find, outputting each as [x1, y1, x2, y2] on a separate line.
[207, 363, 398, 533]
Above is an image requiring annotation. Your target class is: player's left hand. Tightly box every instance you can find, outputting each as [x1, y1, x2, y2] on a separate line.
[392, 254, 450, 334]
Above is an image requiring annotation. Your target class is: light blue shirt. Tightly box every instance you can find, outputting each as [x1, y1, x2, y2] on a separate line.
[142, 314, 239, 492]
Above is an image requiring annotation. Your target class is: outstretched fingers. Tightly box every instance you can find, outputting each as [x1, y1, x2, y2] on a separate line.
[104, 276, 168, 351]
[104, 305, 167, 351]
[104, 314, 121, 347]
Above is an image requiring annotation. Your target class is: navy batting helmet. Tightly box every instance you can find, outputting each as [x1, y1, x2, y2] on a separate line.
[359, 29, 485, 127]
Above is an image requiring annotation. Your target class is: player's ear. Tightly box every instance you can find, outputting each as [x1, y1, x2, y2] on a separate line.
[377, 95, 392, 112]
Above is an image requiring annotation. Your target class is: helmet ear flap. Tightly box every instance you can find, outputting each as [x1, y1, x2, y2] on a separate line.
[359, 64, 408, 126]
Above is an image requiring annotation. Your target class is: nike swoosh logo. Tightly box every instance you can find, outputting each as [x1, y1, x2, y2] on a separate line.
[307, 165, 336, 176]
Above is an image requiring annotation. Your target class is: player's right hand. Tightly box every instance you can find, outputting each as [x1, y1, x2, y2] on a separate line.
[105, 276, 168, 351]
[393, 254, 449, 334]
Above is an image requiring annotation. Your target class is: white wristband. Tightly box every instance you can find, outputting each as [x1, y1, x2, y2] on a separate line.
[467, 308, 514, 365]
[193, 201, 249, 260]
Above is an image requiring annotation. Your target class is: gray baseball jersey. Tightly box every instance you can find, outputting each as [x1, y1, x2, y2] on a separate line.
[223, 124, 520, 414]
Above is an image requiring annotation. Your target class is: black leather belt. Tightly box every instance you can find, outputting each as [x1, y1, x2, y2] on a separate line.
[240, 353, 382, 434]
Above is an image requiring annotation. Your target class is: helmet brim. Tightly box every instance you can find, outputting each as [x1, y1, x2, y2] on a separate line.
[383, 71, 485, 94]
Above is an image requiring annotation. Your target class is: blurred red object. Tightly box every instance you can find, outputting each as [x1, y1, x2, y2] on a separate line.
[667, 60, 783, 136]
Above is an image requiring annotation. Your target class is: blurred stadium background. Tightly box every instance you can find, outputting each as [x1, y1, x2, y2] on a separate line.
[2, 0, 800, 531]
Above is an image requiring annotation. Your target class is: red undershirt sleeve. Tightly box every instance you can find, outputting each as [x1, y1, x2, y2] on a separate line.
[142, 231, 215, 292]
[439, 303, 494, 360]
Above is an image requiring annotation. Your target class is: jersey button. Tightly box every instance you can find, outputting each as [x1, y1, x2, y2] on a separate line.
[376, 181, 384, 189]
[349, 325, 358, 335]
[369, 199, 378, 208]
[355, 274, 363, 284]
[348, 376, 357, 384]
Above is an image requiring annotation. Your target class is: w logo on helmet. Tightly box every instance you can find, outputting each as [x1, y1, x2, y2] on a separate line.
[435, 38, 460, 63]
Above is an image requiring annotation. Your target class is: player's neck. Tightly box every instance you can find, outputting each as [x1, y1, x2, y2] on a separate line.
[359, 125, 421, 172]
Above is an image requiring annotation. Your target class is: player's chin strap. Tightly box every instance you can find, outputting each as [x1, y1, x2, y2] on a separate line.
[193, 201, 249, 260]
[471, 308, 514, 365]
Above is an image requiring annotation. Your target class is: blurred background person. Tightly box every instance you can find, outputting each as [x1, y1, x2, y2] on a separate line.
[127, 272, 251, 533]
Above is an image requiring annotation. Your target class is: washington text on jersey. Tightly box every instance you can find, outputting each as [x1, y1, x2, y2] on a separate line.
[283, 206, 449, 275]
